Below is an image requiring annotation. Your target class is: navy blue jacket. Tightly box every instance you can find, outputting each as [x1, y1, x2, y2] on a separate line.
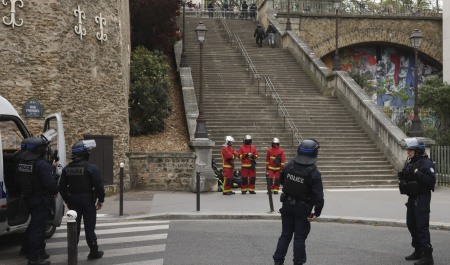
[15, 159, 59, 196]
[59, 160, 105, 203]
[280, 160, 324, 217]
[409, 156, 436, 191]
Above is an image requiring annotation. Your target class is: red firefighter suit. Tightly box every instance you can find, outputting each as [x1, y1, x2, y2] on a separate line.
[221, 145, 237, 194]
[266, 146, 285, 192]
[238, 144, 259, 193]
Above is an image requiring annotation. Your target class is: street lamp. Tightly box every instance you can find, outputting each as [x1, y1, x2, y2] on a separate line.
[332, 0, 341, 71]
[180, 0, 188, 67]
[286, 0, 291, 31]
[195, 21, 208, 138]
[409, 29, 424, 137]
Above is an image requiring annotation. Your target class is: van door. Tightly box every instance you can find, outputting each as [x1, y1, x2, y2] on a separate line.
[42, 113, 65, 228]
[0, 131, 7, 232]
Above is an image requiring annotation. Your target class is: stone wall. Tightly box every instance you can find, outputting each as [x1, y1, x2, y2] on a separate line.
[275, 13, 442, 65]
[0, 1, 131, 187]
[129, 152, 195, 191]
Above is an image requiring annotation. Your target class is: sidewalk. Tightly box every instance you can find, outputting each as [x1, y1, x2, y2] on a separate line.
[95, 186, 450, 230]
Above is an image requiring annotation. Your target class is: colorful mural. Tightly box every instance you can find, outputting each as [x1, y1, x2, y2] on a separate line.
[323, 45, 441, 107]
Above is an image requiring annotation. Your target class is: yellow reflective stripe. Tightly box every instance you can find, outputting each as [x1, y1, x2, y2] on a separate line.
[239, 154, 243, 159]
[281, 163, 285, 165]
[268, 166, 280, 170]
[266, 162, 269, 164]
[270, 156, 276, 159]
[241, 188, 248, 191]
[223, 189, 232, 193]
[248, 189, 255, 191]
[242, 164, 252, 167]
[223, 165, 233, 168]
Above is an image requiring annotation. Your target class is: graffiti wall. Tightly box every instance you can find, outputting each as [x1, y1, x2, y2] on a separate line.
[323, 45, 441, 107]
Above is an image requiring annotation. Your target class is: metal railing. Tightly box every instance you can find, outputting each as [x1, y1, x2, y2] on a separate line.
[430, 146, 450, 186]
[273, 0, 442, 17]
[220, 18, 302, 146]
[181, 9, 257, 19]
[264, 76, 303, 146]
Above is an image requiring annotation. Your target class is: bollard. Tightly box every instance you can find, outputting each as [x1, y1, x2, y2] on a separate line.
[119, 162, 124, 216]
[67, 210, 78, 265]
[196, 171, 200, 211]
[265, 173, 275, 213]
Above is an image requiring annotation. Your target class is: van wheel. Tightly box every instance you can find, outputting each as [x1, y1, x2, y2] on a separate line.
[45, 225, 57, 239]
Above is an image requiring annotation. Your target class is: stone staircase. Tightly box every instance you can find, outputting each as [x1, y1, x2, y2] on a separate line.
[183, 17, 397, 188]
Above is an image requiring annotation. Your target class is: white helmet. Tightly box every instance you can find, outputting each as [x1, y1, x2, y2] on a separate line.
[244, 135, 252, 144]
[225, 136, 234, 146]
[273, 138, 280, 144]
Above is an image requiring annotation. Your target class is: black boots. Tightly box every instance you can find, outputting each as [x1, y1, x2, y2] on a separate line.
[87, 240, 104, 260]
[414, 252, 434, 265]
[27, 258, 50, 265]
[405, 249, 423, 260]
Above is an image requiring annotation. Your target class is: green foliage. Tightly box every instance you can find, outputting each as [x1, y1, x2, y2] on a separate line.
[129, 46, 172, 136]
[419, 76, 450, 145]
[348, 69, 370, 90]
[418, 76, 450, 127]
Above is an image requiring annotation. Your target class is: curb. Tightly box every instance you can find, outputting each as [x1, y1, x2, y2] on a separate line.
[93, 212, 450, 231]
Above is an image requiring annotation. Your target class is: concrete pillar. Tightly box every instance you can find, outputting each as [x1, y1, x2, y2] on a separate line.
[444, 3, 450, 83]
[189, 138, 216, 192]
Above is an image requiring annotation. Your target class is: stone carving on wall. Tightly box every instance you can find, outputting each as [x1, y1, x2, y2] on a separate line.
[74, 5, 86, 40]
[2, 0, 24, 29]
[95, 12, 107, 43]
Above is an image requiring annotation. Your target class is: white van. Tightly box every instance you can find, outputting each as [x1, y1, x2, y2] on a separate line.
[0, 96, 65, 238]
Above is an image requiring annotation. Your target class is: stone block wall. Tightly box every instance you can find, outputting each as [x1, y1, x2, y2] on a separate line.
[129, 152, 195, 191]
[0, 1, 131, 187]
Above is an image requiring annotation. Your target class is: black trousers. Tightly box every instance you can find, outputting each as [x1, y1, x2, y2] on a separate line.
[68, 193, 98, 246]
[406, 192, 433, 252]
[256, 36, 264, 47]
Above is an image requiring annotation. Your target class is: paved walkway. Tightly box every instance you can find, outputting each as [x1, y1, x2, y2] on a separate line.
[91, 186, 450, 230]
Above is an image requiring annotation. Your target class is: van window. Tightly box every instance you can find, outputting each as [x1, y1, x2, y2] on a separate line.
[0, 121, 24, 152]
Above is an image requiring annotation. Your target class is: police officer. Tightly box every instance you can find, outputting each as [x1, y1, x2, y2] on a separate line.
[59, 140, 105, 260]
[273, 139, 324, 265]
[249, 2, 257, 21]
[254, 24, 265, 48]
[398, 138, 435, 265]
[221, 136, 238, 195]
[16, 134, 59, 265]
[241, 1, 249, 20]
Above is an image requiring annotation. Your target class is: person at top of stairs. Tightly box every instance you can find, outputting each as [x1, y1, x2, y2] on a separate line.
[239, 135, 259, 194]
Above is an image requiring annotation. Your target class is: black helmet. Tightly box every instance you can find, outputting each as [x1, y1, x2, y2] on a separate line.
[23, 136, 48, 160]
[71, 140, 96, 160]
[405, 138, 426, 157]
[294, 139, 320, 165]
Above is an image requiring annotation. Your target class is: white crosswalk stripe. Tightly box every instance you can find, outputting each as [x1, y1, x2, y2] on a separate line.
[0, 220, 170, 265]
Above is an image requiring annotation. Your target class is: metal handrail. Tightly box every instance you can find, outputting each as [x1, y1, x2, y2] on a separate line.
[220, 17, 233, 43]
[221, 19, 302, 146]
[264, 76, 303, 146]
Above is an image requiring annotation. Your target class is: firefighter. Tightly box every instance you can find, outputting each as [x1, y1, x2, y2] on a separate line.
[266, 138, 285, 194]
[239, 135, 258, 194]
[221, 136, 237, 195]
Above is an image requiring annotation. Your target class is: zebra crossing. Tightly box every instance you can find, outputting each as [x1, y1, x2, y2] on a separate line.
[0, 220, 170, 265]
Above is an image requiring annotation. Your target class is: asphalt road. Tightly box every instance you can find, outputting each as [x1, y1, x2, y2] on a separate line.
[1, 220, 449, 265]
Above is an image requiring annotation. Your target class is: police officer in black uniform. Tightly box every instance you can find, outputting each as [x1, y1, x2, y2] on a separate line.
[16, 135, 59, 265]
[241, 1, 248, 20]
[273, 139, 324, 265]
[398, 138, 435, 265]
[254, 24, 265, 48]
[59, 140, 105, 260]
